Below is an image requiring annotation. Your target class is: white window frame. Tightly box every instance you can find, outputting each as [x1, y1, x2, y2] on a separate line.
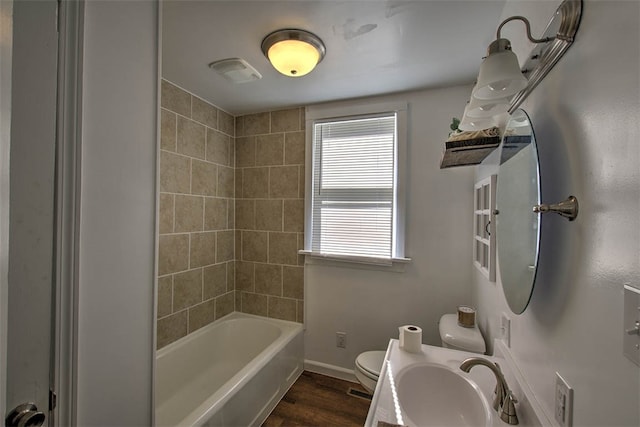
[301, 101, 410, 267]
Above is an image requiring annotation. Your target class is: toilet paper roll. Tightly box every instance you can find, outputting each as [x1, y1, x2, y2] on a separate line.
[398, 325, 422, 353]
[457, 305, 476, 328]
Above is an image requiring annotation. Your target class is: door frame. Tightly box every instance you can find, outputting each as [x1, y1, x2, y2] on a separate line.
[53, 1, 84, 425]
[0, 0, 14, 419]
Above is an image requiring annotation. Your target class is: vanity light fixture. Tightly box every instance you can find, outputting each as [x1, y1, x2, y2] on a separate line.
[261, 29, 326, 77]
[460, 0, 582, 129]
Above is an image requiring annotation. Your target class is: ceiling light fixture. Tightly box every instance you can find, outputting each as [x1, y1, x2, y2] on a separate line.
[261, 29, 326, 77]
[459, 0, 582, 130]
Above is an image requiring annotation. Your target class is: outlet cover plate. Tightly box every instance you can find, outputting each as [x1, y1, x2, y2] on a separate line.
[336, 332, 346, 348]
[555, 372, 573, 427]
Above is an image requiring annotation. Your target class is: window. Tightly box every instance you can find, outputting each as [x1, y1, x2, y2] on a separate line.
[303, 102, 408, 264]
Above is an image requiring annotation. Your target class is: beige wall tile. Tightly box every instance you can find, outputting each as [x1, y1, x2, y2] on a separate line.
[235, 169, 243, 198]
[190, 232, 216, 268]
[160, 151, 190, 194]
[298, 165, 305, 198]
[242, 231, 268, 262]
[217, 166, 234, 198]
[235, 115, 245, 138]
[159, 193, 174, 234]
[227, 261, 235, 291]
[256, 134, 284, 166]
[192, 96, 218, 129]
[177, 116, 206, 160]
[157, 275, 173, 318]
[298, 232, 305, 266]
[161, 80, 191, 117]
[270, 166, 299, 198]
[204, 197, 227, 231]
[268, 296, 296, 321]
[188, 299, 215, 333]
[297, 300, 304, 323]
[235, 290, 241, 312]
[236, 261, 254, 292]
[158, 234, 189, 275]
[227, 200, 235, 229]
[215, 292, 235, 319]
[242, 292, 268, 316]
[271, 108, 301, 133]
[269, 232, 298, 265]
[207, 129, 230, 165]
[300, 108, 306, 130]
[216, 230, 234, 262]
[255, 263, 282, 296]
[236, 137, 256, 167]
[161, 109, 177, 152]
[191, 160, 217, 196]
[235, 231, 242, 261]
[175, 195, 204, 232]
[243, 168, 269, 199]
[235, 199, 255, 230]
[283, 199, 303, 232]
[204, 263, 227, 299]
[218, 110, 234, 136]
[173, 268, 202, 311]
[244, 112, 270, 135]
[157, 311, 187, 349]
[256, 199, 283, 231]
[283, 266, 304, 299]
[284, 131, 304, 165]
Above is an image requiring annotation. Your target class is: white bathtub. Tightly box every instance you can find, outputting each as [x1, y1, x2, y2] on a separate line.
[155, 312, 304, 426]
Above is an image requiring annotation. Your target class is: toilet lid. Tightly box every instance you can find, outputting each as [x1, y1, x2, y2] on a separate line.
[356, 351, 386, 378]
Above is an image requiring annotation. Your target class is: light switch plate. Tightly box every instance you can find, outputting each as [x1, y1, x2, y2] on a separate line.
[623, 284, 640, 366]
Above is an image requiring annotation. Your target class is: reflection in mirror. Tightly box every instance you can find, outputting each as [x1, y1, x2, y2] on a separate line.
[495, 109, 540, 314]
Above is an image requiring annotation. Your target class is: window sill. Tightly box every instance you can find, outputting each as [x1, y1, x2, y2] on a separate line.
[299, 250, 411, 272]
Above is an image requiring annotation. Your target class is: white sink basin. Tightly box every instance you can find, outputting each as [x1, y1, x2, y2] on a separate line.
[395, 363, 491, 427]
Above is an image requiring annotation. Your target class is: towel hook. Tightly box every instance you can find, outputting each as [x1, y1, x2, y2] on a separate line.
[533, 195, 578, 221]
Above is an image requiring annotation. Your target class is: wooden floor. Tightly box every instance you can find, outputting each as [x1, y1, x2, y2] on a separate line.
[262, 371, 372, 427]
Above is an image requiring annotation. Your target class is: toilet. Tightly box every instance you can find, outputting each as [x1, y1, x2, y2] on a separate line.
[354, 313, 486, 393]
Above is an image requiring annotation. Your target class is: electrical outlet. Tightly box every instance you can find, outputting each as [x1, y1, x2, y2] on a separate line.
[336, 332, 347, 348]
[501, 313, 511, 347]
[555, 372, 573, 427]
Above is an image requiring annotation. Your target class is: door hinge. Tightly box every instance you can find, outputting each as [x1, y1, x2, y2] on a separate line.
[49, 390, 57, 411]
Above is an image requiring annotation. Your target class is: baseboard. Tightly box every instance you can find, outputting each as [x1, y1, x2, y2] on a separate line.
[304, 359, 358, 383]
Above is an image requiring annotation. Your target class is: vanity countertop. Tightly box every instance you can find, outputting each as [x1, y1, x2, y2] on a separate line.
[364, 339, 546, 427]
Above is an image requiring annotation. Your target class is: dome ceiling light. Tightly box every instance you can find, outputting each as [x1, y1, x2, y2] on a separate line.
[261, 29, 326, 77]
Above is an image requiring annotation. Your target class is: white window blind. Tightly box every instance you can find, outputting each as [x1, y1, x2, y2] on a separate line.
[310, 113, 397, 258]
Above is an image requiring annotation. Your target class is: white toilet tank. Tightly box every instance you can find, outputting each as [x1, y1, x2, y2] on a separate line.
[438, 313, 486, 354]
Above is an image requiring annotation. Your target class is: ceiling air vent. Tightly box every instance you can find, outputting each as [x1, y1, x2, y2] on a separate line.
[208, 58, 262, 83]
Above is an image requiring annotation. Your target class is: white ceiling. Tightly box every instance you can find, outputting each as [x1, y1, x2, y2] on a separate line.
[162, 0, 507, 116]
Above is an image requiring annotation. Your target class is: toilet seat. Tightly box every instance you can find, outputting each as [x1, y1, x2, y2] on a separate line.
[355, 350, 385, 380]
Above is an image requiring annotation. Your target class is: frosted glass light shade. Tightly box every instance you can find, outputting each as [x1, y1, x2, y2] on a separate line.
[467, 95, 511, 118]
[261, 29, 326, 78]
[473, 49, 527, 100]
[459, 106, 496, 131]
[267, 40, 320, 77]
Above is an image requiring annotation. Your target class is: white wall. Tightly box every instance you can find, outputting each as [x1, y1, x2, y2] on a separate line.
[304, 85, 476, 370]
[76, 1, 158, 424]
[473, 1, 640, 425]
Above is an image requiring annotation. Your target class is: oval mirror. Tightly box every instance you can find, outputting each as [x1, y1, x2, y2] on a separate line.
[495, 109, 541, 314]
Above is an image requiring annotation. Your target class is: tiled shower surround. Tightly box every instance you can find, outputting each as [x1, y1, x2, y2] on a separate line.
[157, 80, 304, 349]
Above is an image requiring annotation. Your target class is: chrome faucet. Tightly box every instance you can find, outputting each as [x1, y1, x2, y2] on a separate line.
[460, 357, 519, 425]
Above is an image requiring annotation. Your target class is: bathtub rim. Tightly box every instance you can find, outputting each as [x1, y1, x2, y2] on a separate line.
[155, 311, 303, 426]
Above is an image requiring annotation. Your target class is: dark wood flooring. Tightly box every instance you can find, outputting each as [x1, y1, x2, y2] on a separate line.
[262, 371, 372, 427]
